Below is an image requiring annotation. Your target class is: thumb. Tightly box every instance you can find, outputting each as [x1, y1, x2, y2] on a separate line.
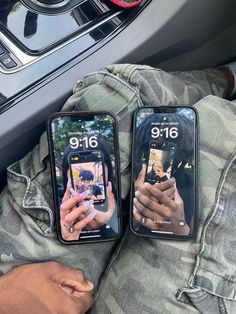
[107, 181, 115, 210]
[174, 188, 183, 205]
[54, 265, 94, 292]
[62, 179, 72, 203]
[58, 277, 94, 293]
[135, 164, 146, 187]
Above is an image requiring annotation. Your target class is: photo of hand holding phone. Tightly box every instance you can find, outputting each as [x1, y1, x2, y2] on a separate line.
[48, 112, 121, 243]
[131, 107, 198, 239]
[145, 141, 175, 184]
[69, 150, 106, 204]
[58, 149, 111, 241]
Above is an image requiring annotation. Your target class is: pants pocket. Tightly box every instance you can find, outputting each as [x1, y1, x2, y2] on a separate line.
[177, 155, 236, 313]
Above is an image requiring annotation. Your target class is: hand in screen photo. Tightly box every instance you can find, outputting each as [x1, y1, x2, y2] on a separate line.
[133, 164, 190, 236]
[50, 113, 120, 242]
[60, 177, 116, 241]
[76, 169, 105, 202]
[58, 132, 118, 241]
[132, 110, 196, 237]
[85, 182, 116, 229]
[146, 161, 169, 183]
[60, 181, 98, 241]
[80, 182, 116, 230]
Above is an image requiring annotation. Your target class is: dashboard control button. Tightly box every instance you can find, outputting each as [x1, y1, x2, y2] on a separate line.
[0, 54, 17, 69]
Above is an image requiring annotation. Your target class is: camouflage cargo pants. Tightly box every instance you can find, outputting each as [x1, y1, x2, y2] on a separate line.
[1, 64, 236, 313]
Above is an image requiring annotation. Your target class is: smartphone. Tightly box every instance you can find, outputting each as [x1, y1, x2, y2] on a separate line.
[69, 150, 106, 205]
[131, 106, 198, 240]
[47, 112, 122, 244]
[145, 141, 176, 185]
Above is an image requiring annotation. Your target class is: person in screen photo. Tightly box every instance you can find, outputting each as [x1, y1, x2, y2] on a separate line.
[79, 169, 103, 198]
[133, 111, 195, 236]
[71, 166, 105, 202]
[59, 136, 118, 241]
[146, 161, 169, 183]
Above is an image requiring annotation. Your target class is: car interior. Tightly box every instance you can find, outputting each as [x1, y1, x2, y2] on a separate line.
[1, 0, 236, 193]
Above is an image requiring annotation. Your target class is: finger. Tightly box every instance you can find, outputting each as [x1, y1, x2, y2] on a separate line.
[82, 220, 98, 230]
[135, 164, 146, 187]
[106, 184, 115, 214]
[136, 189, 176, 217]
[60, 190, 91, 217]
[73, 210, 97, 231]
[75, 212, 87, 222]
[59, 284, 74, 295]
[174, 188, 184, 208]
[134, 197, 164, 222]
[106, 182, 112, 196]
[174, 188, 181, 201]
[62, 180, 72, 204]
[61, 204, 77, 228]
[163, 186, 176, 199]
[144, 177, 176, 193]
[133, 206, 161, 230]
[154, 177, 176, 191]
[52, 263, 94, 292]
[72, 291, 93, 314]
[63, 204, 94, 226]
[142, 185, 176, 200]
[133, 205, 140, 223]
[107, 181, 112, 192]
[58, 277, 94, 293]
[75, 205, 94, 225]
[140, 183, 177, 209]
[61, 228, 81, 241]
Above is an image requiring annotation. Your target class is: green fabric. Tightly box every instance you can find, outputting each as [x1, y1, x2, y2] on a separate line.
[1, 63, 235, 313]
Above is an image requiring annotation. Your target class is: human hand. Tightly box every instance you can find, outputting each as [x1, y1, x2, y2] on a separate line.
[74, 177, 82, 191]
[81, 182, 116, 229]
[155, 168, 166, 178]
[60, 182, 97, 240]
[0, 261, 93, 314]
[133, 165, 190, 235]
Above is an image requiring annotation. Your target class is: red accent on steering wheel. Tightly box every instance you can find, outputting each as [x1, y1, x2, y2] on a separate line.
[109, 0, 143, 8]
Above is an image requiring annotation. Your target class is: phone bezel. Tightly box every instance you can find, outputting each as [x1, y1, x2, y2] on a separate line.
[47, 111, 122, 244]
[130, 106, 199, 241]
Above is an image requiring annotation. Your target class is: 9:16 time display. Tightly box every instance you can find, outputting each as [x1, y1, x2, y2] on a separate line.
[151, 127, 178, 139]
[69, 136, 98, 149]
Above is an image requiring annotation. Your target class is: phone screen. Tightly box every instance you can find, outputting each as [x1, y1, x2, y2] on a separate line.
[145, 141, 176, 185]
[69, 151, 106, 204]
[131, 106, 198, 239]
[48, 112, 121, 243]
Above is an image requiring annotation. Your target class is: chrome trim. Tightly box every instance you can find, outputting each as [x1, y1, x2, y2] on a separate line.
[0, 33, 36, 65]
[22, 0, 88, 15]
[30, 0, 71, 9]
[0, 10, 122, 74]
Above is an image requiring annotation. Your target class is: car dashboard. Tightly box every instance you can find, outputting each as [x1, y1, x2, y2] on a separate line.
[0, 0, 236, 190]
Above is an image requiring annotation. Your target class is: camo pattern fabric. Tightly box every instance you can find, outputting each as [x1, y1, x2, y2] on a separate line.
[92, 96, 236, 314]
[0, 64, 233, 313]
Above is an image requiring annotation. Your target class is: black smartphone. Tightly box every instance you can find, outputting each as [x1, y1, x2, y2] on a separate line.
[47, 112, 122, 244]
[130, 106, 198, 240]
[69, 150, 106, 205]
